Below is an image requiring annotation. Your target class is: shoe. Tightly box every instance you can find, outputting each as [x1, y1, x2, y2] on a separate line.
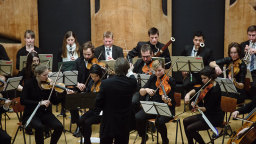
[73, 127, 81, 137]
[25, 127, 33, 135]
[141, 134, 148, 144]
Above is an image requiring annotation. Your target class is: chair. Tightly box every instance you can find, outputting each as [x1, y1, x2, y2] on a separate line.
[11, 97, 27, 144]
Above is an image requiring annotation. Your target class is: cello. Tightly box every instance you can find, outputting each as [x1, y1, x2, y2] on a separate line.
[227, 108, 256, 144]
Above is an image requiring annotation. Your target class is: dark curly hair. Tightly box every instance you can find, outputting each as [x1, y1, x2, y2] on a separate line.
[200, 66, 217, 80]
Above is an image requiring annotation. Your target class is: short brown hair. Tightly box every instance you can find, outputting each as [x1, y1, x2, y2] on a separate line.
[148, 27, 159, 36]
[247, 25, 256, 32]
[81, 41, 94, 53]
[103, 31, 113, 39]
[114, 57, 130, 76]
[141, 44, 153, 54]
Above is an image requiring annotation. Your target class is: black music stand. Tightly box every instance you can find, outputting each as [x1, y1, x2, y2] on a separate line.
[171, 56, 204, 73]
[134, 74, 150, 88]
[0, 60, 13, 76]
[58, 61, 76, 72]
[215, 77, 238, 96]
[63, 71, 78, 86]
[140, 101, 172, 144]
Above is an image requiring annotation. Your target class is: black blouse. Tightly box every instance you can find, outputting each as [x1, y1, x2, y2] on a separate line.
[142, 74, 176, 115]
[16, 46, 40, 70]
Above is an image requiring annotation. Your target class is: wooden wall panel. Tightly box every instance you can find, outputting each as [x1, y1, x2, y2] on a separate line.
[90, 0, 172, 56]
[0, 0, 39, 46]
[225, 0, 256, 57]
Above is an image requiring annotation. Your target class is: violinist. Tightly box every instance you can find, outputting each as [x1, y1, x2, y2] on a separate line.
[135, 60, 176, 144]
[127, 27, 170, 68]
[94, 31, 124, 61]
[133, 44, 154, 75]
[183, 66, 224, 144]
[232, 96, 256, 119]
[20, 64, 63, 144]
[209, 42, 247, 104]
[78, 64, 104, 144]
[181, 31, 215, 92]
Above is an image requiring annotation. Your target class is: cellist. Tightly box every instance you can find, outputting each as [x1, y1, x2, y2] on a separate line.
[135, 60, 176, 144]
[183, 66, 224, 144]
[209, 42, 247, 104]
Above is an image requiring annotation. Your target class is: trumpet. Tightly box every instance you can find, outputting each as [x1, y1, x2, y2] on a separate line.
[243, 40, 253, 65]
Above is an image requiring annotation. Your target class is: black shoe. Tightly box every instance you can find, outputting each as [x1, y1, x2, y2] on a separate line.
[25, 127, 33, 135]
[73, 127, 81, 137]
[141, 134, 148, 144]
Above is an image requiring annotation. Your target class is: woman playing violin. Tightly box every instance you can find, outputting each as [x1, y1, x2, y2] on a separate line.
[209, 42, 247, 104]
[135, 60, 176, 144]
[78, 64, 104, 144]
[21, 64, 64, 144]
[184, 66, 224, 144]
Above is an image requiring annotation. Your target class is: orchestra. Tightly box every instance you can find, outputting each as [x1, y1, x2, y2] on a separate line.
[1, 25, 256, 144]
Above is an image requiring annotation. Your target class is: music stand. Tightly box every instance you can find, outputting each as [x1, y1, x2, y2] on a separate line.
[171, 56, 204, 72]
[65, 92, 97, 110]
[133, 74, 150, 87]
[19, 56, 27, 71]
[0, 60, 13, 76]
[140, 101, 172, 144]
[215, 77, 238, 96]
[63, 71, 78, 86]
[58, 61, 76, 72]
[48, 72, 63, 83]
[4, 76, 23, 91]
[39, 54, 53, 71]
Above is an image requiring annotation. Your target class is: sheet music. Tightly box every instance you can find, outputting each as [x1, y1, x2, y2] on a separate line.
[48, 72, 63, 83]
[0, 60, 13, 76]
[133, 74, 150, 87]
[140, 101, 157, 115]
[63, 71, 78, 86]
[171, 56, 204, 72]
[215, 77, 237, 93]
[4, 76, 23, 91]
[154, 102, 172, 117]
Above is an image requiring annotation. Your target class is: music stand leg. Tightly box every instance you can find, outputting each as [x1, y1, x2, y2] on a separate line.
[178, 119, 184, 144]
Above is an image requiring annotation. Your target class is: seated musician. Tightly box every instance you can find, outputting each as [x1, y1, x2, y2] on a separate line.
[0, 76, 11, 144]
[94, 31, 124, 61]
[135, 60, 176, 144]
[127, 27, 170, 66]
[0, 44, 10, 61]
[209, 42, 247, 104]
[78, 64, 104, 144]
[183, 66, 224, 144]
[133, 44, 154, 75]
[181, 31, 215, 92]
[232, 96, 256, 119]
[21, 64, 64, 144]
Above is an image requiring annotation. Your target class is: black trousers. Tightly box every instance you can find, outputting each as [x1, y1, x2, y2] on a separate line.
[100, 134, 129, 144]
[135, 109, 172, 141]
[78, 110, 101, 144]
[30, 112, 63, 144]
[0, 129, 11, 144]
[183, 114, 214, 144]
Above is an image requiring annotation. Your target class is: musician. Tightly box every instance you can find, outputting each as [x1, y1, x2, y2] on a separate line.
[94, 57, 137, 144]
[21, 64, 63, 144]
[127, 27, 170, 66]
[183, 66, 224, 144]
[240, 25, 256, 99]
[210, 42, 247, 104]
[16, 30, 40, 70]
[232, 96, 256, 119]
[181, 31, 215, 92]
[135, 60, 176, 144]
[133, 44, 154, 74]
[0, 44, 10, 60]
[78, 64, 104, 144]
[59, 31, 80, 62]
[94, 31, 124, 61]
[0, 97, 12, 144]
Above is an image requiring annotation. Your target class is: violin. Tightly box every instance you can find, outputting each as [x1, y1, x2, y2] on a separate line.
[87, 58, 99, 69]
[154, 37, 175, 57]
[155, 74, 172, 106]
[91, 81, 101, 92]
[41, 78, 74, 93]
[142, 61, 153, 75]
[196, 83, 213, 104]
[228, 59, 242, 78]
[228, 108, 256, 144]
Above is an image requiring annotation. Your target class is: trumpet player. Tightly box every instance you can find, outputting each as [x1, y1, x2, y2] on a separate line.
[240, 25, 256, 99]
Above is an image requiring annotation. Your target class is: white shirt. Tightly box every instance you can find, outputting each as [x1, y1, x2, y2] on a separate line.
[62, 44, 79, 62]
[247, 41, 256, 71]
[105, 46, 113, 60]
[191, 45, 198, 57]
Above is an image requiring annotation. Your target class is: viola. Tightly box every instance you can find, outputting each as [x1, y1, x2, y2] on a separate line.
[196, 83, 213, 104]
[142, 61, 153, 75]
[87, 58, 99, 69]
[155, 74, 172, 106]
[228, 108, 256, 144]
[41, 78, 74, 93]
[91, 81, 101, 92]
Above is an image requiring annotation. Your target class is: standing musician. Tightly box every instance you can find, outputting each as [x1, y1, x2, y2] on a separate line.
[20, 64, 64, 144]
[181, 31, 215, 92]
[94, 58, 137, 144]
[183, 66, 224, 144]
[133, 44, 154, 75]
[127, 27, 171, 66]
[16, 30, 40, 70]
[240, 25, 256, 99]
[94, 31, 124, 61]
[78, 64, 104, 144]
[0, 44, 10, 61]
[135, 60, 176, 144]
[210, 42, 247, 104]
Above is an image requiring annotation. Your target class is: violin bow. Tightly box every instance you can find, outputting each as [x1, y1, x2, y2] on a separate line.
[189, 78, 212, 101]
[198, 109, 219, 136]
[25, 64, 63, 128]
